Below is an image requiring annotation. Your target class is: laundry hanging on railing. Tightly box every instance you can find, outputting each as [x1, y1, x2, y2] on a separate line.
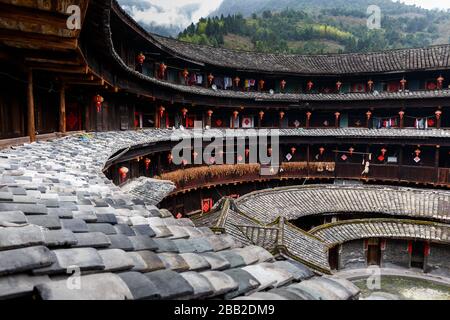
[405, 115, 437, 129]
[374, 116, 399, 129]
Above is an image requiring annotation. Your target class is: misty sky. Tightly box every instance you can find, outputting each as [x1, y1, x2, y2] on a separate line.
[117, 0, 450, 30]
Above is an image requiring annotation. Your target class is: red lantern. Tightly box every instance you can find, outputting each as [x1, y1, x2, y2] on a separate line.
[234, 77, 241, 87]
[437, 75, 444, 90]
[168, 153, 173, 164]
[159, 106, 165, 118]
[259, 111, 265, 120]
[119, 167, 129, 181]
[415, 149, 421, 156]
[367, 80, 374, 91]
[336, 81, 342, 91]
[366, 111, 372, 120]
[245, 148, 250, 157]
[381, 148, 387, 155]
[208, 73, 214, 86]
[181, 108, 188, 118]
[182, 68, 189, 81]
[259, 80, 265, 90]
[398, 111, 405, 119]
[349, 147, 355, 155]
[207, 110, 213, 117]
[435, 110, 442, 120]
[202, 198, 213, 213]
[319, 147, 325, 155]
[279, 111, 285, 120]
[280, 80, 287, 90]
[334, 112, 341, 119]
[93, 94, 104, 113]
[233, 110, 239, 119]
[307, 81, 314, 91]
[136, 53, 146, 65]
[145, 158, 151, 171]
[159, 63, 167, 78]
[306, 111, 312, 120]
[291, 147, 297, 155]
[400, 78, 407, 91]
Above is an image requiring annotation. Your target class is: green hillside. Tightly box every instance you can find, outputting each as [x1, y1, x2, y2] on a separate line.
[178, 3, 450, 54]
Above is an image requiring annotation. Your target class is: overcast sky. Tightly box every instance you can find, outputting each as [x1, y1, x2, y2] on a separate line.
[117, 0, 450, 30]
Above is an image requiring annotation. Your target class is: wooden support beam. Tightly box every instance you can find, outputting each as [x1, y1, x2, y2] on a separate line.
[59, 84, 66, 133]
[0, 29, 77, 51]
[27, 69, 36, 142]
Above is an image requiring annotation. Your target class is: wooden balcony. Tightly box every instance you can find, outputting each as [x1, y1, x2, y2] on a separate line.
[159, 162, 450, 194]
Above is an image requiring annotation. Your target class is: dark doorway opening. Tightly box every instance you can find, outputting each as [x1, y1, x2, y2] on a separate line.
[367, 238, 381, 266]
[328, 245, 340, 270]
[410, 241, 425, 269]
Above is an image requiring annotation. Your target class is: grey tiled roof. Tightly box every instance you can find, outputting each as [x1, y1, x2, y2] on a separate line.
[235, 185, 450, 223]
[0, 131, 358, 300]
[310, 219, 450, 246]
[121, 177, 175, 206]
[112, 1, 450, 76]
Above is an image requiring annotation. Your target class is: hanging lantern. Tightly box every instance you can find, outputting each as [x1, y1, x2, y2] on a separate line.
[435, 110, 442, 120]
[144, 158, 151, 171]
[398, 111, 405, 119]
[336, 81, 342, 91]
[159, 106, 165, 118]
[415, 148, 421, 156]
[334, 112, 341, 119]
[259, 110, 265, 120]
[306, 111, 312, 120]
[182, 68, 189, 81]
[319, 147, 325, 155]
[93, 94, 104, 113]
[279, 111, 285, 120]
[414, 148, 422, 163]
[181, 108, 188, 119]
[159, 62, 167, 78]
[119, 167, 129, 180]
[291, 147, 297, 155]
[136, 52, 146, 65]
[366, 110, 372, 120]
[167, 153, 173, 164]
[280, 80, 287, 90]
[381, 148, 387, 155]
[234, 77, 241, 87]
[208, 73, 214, 86]
[400, 78, 407, 91]
[437, 75, 444, 90]
[349, 147, 355, 155]
[207, 110, 213, 117]
[307, 81, 314, 91]
[245, 148, 250, 157]
[233, 110, 239, 119]
[259, 79, 265, 90]
[367, 80, 374, 91]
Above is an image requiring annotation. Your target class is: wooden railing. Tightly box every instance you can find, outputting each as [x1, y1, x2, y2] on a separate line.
[159, 162, 450, 193]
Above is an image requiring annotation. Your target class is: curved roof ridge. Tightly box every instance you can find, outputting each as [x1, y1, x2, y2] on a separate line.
[111, 0, 450, 75]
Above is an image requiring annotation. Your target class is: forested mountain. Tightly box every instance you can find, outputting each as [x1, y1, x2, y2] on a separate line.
[178, 0, 450, 54]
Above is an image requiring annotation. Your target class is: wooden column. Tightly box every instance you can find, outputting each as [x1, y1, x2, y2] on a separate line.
[398, 145, 404, 181]
[366, 111, 372, 129]
[436, 110, 442, 129]
[59, 84, 66, 133]
[306, 144, 311, 176]
[435, 145, 440, 183]
[399, 111, 405, 129]
[334, 112, 341, 128]
[27, 69, 36, 142]
[306, 112, 311, 129]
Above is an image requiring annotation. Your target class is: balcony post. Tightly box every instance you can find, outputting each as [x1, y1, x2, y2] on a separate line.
[435, 109, 442, 129]
[306, 144, 311, 177]
[334, 112, 341, 128]
[398, 145, 404, 181]
[59, 83, 66, 133]
[27, 69, 36, 142]
[366, 111, 372, 129]
[306, 111, 312, 129]
[435, 145, 440, 183]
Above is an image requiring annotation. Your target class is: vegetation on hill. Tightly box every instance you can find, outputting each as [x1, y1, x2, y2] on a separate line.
[178, 3, 450, 54]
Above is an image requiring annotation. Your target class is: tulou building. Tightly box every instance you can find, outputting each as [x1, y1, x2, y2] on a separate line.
[0, 0, 449, 300]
